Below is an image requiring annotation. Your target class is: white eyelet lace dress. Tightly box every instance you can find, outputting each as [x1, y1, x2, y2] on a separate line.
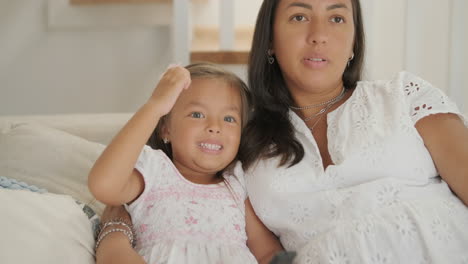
[245, 72, 468, 264]
[127, 146, 257, 264]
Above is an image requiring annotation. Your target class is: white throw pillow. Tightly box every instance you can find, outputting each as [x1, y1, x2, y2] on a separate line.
[0, 189, 95, 264]
[0, 123, 105, 215]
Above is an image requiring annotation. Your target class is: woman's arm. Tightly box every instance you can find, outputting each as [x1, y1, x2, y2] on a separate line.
[88, 66, 191, 205]
[96, 206, 146, 264]
[416, 113, 468, 205]
[245, 198, 284, 264]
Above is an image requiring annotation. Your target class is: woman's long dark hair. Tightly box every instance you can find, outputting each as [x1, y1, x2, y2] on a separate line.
[241, 0, 365, 170]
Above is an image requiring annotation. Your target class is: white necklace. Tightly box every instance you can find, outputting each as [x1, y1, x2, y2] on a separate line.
[299, 89, 347, 131]
[290, 87, 346, 110]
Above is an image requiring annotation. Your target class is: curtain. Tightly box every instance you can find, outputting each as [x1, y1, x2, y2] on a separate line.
[361, 0, 467, 111]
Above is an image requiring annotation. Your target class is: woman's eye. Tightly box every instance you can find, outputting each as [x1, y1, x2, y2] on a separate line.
[224, 116, 236, 123]
[190, 112, 204, 118]
[292, 15, 307, 22]
[330, 16, 344, 23]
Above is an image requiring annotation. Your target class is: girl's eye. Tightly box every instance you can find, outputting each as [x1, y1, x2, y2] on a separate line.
[190, 112, 204, 118]
[330, 16, 345, 23]
[292, 15, 307, 22]
[224, 116, 236, 123]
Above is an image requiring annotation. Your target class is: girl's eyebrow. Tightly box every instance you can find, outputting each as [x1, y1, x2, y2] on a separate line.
[187, 101, 240, 112]
[286, 2, 349, 11]
[186, 101, 205, 108]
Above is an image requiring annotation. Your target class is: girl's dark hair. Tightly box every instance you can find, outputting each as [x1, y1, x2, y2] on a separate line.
[147, 62, 251, 174]
[241, 0, 365, 170]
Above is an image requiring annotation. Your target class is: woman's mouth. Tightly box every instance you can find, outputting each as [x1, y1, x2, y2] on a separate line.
[303, 57, 328, 68]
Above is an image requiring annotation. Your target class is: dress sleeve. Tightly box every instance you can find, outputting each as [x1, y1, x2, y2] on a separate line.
[135, 145, 159, 177]
[398, 71, 467, 125]
[134, 145, 170, 187]
[228, 161, 248, 201]
[127, 145, 165, 209]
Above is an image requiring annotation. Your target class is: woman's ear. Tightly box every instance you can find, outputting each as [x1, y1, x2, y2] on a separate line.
[268, 49, 274, 56]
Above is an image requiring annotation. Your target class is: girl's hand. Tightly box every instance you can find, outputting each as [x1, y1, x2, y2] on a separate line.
[149, 65, 191, 116]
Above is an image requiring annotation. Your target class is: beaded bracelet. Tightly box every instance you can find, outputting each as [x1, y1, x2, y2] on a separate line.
[95, 227, 134, 251]
[95, 218, 136, 251]
[100, 220, 134, 235]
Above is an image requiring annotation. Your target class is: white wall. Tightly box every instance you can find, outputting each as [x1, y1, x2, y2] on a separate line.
[0, 0, 467, 115]
[362, 0, 468, 111]
[0, 0, 172, 115]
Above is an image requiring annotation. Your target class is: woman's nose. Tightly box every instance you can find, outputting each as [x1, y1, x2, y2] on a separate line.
[307, 21, 328, 44]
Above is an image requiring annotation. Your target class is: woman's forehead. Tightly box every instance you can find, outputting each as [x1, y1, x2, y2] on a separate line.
[276, 0, 353, 10]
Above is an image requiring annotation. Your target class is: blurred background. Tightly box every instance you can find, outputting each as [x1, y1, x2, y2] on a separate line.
[0, 0, 467, 115]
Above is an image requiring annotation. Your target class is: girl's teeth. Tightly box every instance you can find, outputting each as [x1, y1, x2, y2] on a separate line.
[309, 58, 324, 61]
[200, 143, 222, 150]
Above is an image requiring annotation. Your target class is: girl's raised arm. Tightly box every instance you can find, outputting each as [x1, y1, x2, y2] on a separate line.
[88, 66, 191, 205]
[245, 198, 285, 264]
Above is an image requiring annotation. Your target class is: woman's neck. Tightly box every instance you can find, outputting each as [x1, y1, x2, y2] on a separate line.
[290, 83, 346, 116]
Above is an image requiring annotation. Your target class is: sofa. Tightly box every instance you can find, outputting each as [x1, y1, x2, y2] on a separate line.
[0, 113, 132, 264]
[1, 111, 467, 264]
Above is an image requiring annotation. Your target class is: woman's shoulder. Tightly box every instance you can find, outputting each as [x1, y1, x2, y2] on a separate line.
[357, 71, 428, 88]
[354, 71, 437, 100]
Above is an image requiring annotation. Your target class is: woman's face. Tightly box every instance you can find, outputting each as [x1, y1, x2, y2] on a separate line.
[272, 0, 355, 96]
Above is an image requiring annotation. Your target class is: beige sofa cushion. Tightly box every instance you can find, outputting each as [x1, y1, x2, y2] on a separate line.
[0, 189, 95, 264]
[0, 122, 105, 215]
[0, 113, 131, 145]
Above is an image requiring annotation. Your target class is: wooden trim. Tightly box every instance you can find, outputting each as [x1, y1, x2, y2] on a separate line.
[191, 51, 249, 65]
[70, 0, 170, 5]
[70, 0, 208, 4]
[192, 26, 253, 51]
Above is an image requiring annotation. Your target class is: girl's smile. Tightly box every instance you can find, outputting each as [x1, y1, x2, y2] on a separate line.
[198, 141, 223, 152]
[164, 77, 243, 184]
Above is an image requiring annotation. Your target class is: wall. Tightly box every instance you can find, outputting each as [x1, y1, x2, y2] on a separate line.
[0, 0, 172, 115]
[0, 0, 467, 115]
[362, 0, 468, 111]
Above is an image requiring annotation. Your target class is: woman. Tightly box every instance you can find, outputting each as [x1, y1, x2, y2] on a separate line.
[96, 0, 468, 263]
[241, 0, 468, 263]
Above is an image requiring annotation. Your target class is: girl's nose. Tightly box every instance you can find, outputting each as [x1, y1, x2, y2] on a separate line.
[207, 119, 221, 134]
[208, 128, 220, 134]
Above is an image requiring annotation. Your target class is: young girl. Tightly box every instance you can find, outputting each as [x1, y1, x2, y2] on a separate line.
[88, 63, 283, 264]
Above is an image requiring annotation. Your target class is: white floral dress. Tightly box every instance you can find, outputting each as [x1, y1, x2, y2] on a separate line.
[245, 72, 468, 264]
[127, 146, 257, 264]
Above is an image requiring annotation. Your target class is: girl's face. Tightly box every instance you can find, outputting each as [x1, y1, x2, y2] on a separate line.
[272, 0, 355, 96]
[163, 78, 243, 184]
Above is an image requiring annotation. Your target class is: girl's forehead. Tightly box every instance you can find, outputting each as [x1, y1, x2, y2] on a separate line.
[175, 78, 242, 107]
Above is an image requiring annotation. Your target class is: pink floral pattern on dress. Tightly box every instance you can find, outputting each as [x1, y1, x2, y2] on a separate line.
[127, 149, 256, 264]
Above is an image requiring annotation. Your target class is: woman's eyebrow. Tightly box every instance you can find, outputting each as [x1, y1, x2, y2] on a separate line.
[286, 2, 349, 11]
[326, 3, 349, 11]
[287, 2, 313, 10]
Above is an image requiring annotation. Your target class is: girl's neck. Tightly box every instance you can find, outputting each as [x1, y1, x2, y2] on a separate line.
[184, 174, 224, 185]
[173, 161, 223, 185]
